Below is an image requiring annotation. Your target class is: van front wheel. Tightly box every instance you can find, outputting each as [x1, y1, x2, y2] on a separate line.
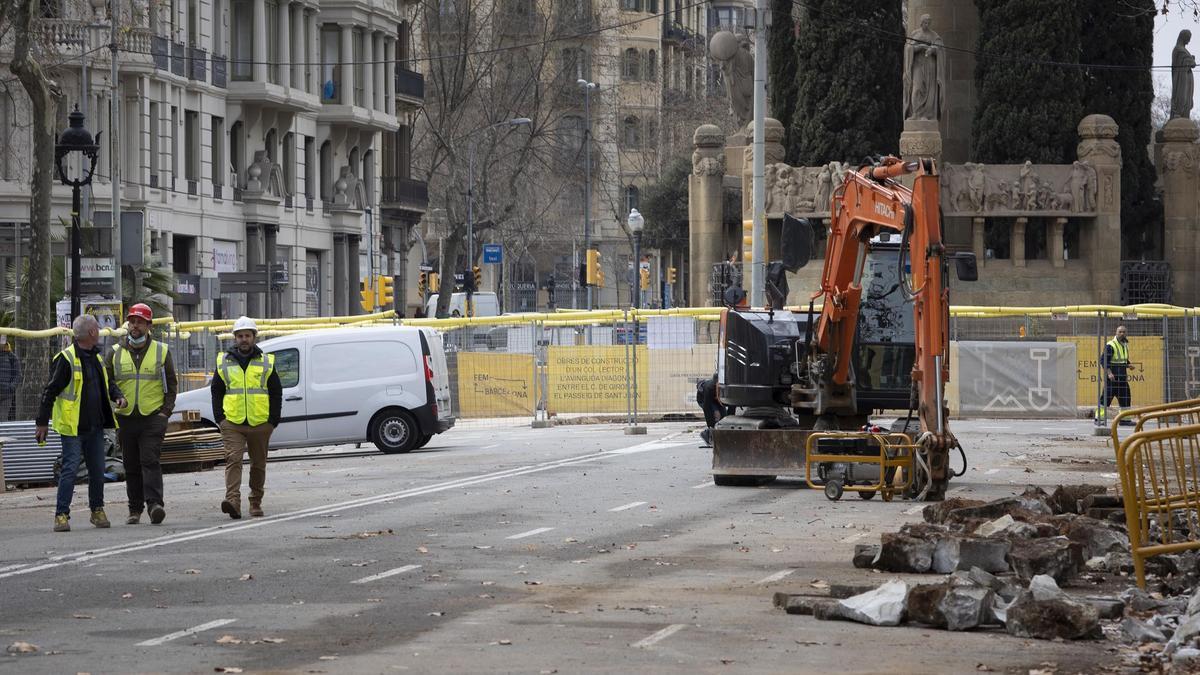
[371, 409, 419, 454]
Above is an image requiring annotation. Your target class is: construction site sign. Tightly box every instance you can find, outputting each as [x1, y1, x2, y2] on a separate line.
[547, 346, 648, 414]
[646, 345, 717, 412]
[455, 352, 535, 417]
[1058, 336, 1164, 407]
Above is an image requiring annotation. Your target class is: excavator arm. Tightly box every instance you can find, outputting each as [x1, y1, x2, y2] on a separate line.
[810, 156, 958, 498]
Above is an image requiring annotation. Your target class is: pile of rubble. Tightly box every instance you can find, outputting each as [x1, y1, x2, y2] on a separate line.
[775, 485, 1200, 669]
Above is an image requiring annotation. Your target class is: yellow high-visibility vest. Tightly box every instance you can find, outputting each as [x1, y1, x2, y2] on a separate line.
[51, 345, 117, 436]
[1106, 338, 1128, 366]
[112, 341, 168, 416]
[217, 352, 275, 426]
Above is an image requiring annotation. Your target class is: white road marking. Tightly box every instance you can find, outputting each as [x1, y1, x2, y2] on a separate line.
[903, 504, 926, 515]
[755, 569, 794, 585]
[978, 425, 1009, 430]
[985, 468, 1000, 475]
[350, 564, 421, 584]
[506, 527, 555, 540]
[481, 444, 500, 450]
[632, 624, 687, 649]
[609, 501, 647, 512]
[692, 481, 715, 489]
[1101, 472, 1120, 479]
[0, 434, 685, 582]
[840, 532, 870, 544]
[136, 619, 237, 647]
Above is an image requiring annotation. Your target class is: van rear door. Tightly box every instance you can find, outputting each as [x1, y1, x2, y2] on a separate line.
[419, 328, 454, 429]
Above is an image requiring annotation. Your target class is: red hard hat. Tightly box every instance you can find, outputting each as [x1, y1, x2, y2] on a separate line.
[127, 303, 153, 322]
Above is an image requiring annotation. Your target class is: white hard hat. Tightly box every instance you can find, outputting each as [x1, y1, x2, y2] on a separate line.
[232, 316, 258, 334]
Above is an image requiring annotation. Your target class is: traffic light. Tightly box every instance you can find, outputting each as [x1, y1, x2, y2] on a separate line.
[667, 266, 677, 285]
[585, 249, 602, 286]
[359, 277, 375, 313]
[639, 267, 650, 290]
[377, 275, 395, 308]
[742, 219, 754, 262]
[429, 272, 440, 294]
[417, 271, 428, 297]
[472, 265, 482, 292]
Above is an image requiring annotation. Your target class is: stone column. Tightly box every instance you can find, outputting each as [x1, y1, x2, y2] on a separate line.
[363, 33, 375, 112]
[688, 124, 726, 307]
[263, 223, 279, 317]
[1011, 217, 1026, 267]
[384, 38, 396, 116]
[341, 24, 355, 106]
[348, 234, 361, 314]
[373, 33, 385, 113]
[277, 2, 291, 88]
[308, 12, 320, 96]
[252, 0, 268, 82]
[291, 4, 305, 90]
[245, 224, 262, 316]
[333, 233, 348, 315]
[971, 217, 985, 264]
[1076, 114, 1122, 305]
[1159, 118, 1200, 306]
[1050, 217, 1066, 268]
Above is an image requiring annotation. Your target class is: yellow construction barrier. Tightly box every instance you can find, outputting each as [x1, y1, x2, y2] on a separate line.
[1116, 418, 1200, 588]
[804, 431, 915, 502]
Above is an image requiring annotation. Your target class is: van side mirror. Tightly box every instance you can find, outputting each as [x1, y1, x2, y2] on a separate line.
[781, 214, 813, 273]
[952, 252, 978, 282]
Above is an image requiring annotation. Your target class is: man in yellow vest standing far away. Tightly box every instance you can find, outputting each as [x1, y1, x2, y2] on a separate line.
[1096, 325, 1134, 427]
[105, 303, 178, 525]
[35, 315, 127, 532]
[211, 316, 281, 519]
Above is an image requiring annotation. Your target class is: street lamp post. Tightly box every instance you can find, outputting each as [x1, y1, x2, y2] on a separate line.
[577, 79, 596, 310]
[627, 208, 644, 310]
[55, 107, 102, 320]
[466, 117, 531, 317]
[625, 207, 646, 436]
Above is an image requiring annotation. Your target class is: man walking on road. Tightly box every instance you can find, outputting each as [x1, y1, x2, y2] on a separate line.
[0, 336, 21, 420]
[36, 315, 127, 532]
[1097, 325, 1133, 426]
[106, 303, 178, 525]
[211, 316, 281, 519]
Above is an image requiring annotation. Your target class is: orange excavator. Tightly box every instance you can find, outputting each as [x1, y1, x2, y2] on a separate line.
[711, 156, 976, 500]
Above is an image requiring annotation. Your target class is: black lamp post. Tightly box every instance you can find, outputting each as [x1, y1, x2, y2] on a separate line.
[55, 107, 102, 320]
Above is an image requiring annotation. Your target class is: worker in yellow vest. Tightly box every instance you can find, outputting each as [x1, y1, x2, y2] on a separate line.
[1096, 325, 1133, 426]
[211, 316, 281, 519]
[35, 315, 127, 532]
[105, 303, 178, 525]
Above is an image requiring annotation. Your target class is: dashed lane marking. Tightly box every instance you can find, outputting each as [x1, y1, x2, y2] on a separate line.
[506, 527, 555, 540]
[692, 481, 715, 489]
[755, 569, 795, 585]
[136, 619, 237, 647]
[350, 564, 422, 584]
[609, 501, 647, 512]
[631, 624, 687, 649]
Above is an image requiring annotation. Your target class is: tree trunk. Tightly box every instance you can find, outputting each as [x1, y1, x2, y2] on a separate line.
[11, 0, 62, 333]
[435, 231, 462, 318]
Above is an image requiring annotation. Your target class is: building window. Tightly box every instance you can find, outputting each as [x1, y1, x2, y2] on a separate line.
[562, 47, 587, 80]
[645, 49, 656, 81]
[304, 136, 315, 199]
[282, 131, 295, 196]
[212, 0, 224, 54]
[319, 140, 332, 203]
[321, 26, 340, 101]
[170, 105, 179, 185]
[211, 116, 225, 188]
[622, 115, 641, 148]
[362, 149, 373, 204]
[184, 110, 199, 182]
[230, 120, 244, 186]
[231, 0, 252, 80]
[625, 185, 639, 213]
[646, 0, 656, 11]
[619, 0, 639, 10]
[622, 48, 640, 80]
[148, 101, 160, 185]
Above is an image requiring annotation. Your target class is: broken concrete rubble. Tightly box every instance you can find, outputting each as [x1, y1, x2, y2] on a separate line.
[1048, 484, 1109, 515]
[876, 532, 934, 573]
[1121, 617, 1167, 644]
[1005, 586, 1102, 640]
[1007, 536, 1084, 583]
[1065, 516, 1130, 560]
[852, 544, 880, 569]
[905, 581, 995, 631]
[815, 580, 910, 627]
[932, 535, 1010, 574]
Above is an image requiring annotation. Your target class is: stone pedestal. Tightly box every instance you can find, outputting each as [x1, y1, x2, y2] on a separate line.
[1011, 217, 1027, 267]
[971, 217, 985, 264]
[689, 124, 727, 307]
[1076, 115, 1123, 305]
[1159, 118, 1200, 306]
[1050, 218, 1066, 268]
[900, 119, 943, 164]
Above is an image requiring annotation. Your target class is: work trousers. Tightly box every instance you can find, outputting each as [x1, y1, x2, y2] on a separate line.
[220, 419, 273, 506]
[56, 428, 107, 516]
[119, 412, 168, 512]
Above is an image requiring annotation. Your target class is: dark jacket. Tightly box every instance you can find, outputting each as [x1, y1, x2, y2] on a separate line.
[210, 344, 282, 427]
[103, 336, 179, 417]
[36, 342, 123, 432]
[0, 350, 20, 396]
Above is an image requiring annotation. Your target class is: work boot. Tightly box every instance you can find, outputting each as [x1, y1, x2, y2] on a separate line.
[700, 427, 712, 447]
[53, 514, 70, 532]
[249, 502, 264, 518]
[148, 504, 166, 525]
[220, 499, 242, 520]
[126, 509, 142, 525]
[90, 508, 111, 528]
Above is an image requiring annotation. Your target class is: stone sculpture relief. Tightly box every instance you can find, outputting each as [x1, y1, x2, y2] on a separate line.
[333, 166, 367, 210]
[903, 14, 946, 122]
[941, 161, 1097, 214]
[244, 150, 290, 198]
[708, 31, 754, 128]
[758, 160, 850, 216]
[1172, 30, 1196, 120]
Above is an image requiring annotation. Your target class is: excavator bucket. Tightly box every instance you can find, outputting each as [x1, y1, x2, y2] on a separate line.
[711, 426, 814, 485]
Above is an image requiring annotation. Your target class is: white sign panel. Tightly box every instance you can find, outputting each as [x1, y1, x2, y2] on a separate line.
[212, 240, 239, 273]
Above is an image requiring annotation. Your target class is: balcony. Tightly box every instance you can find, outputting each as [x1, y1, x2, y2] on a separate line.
[395, 67, 424, 104]
[188, 46, 207, 82]
[663, 21, 689, 43]
[212, 54, 227, 88]
[151, 35, 169, 70]
[381, 177, 428, 213]
[171, 41, 186, 77]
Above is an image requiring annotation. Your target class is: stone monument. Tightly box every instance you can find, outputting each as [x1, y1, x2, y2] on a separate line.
[689, 124, 727, 306]
[1159, 117, 1200, 304]
[900, 14, 946, 160]
[1172, 30, 1195, 120]
[708, 31, 754, 129]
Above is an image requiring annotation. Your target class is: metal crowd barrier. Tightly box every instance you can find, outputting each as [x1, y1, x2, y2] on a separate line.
[1113, 398, 1200, 588]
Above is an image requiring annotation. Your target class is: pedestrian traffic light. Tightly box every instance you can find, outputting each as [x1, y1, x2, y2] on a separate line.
[586, 249, 602, 286]
[359, 277, 375, 313]
[667, 266, 677, 284]
[418, 271, 428, 297]
[377, 274, 395, 308]
[473, 265, 482, 291]
[639, 267, 650, 290]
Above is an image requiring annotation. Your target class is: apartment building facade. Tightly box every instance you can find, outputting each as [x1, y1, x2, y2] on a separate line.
[0, 0, 426, 325]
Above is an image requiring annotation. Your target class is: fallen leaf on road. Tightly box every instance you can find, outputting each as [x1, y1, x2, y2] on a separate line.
[36, 588, 53, 592]
[349, 561, 375, 568]
[738, 546, 751, 553]
[428, 612, 444, 617]
[238, 574, 253, 581]
[366, 598, 382, 603]
[473, 545, 492, 550]
[496, 639, 512, 646]
[976, 665, 993, 672]
[571, 560, 588, 564]
[771, 548, 784, 553]
[6, 641, 38, 654]
[213, 668, 243, 673]
[215, 635, 243, 645]
[184, 569, 201, 575]
[479, 594, 493, 599]
[564, 538, 578, 543]
[121, 593, 134, 599]
[259, 637, 286, 644]
[416, 546, 429, 554]
[72, 613, 94, 619]
[810, 581, 829, 590]
[525, 581, 542, 585]
[318, 655, 339, 660]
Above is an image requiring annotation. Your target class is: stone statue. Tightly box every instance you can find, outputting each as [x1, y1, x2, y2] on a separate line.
[814, 164, 832, 212]
[1172, 30, 1196, 120]
[1018, 161, 1037, 210]
[709, 31, 754, 128]
[903, 14, 946, 121]
[764, 164, 779, 213]
[965, 162, 985, 212]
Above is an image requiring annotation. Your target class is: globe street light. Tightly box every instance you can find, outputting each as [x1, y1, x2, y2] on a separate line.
[55, 107, 102, 320]
[466, 117, 531, 317]
[625, 206, 647, 436]
[627, 207, 644, 310]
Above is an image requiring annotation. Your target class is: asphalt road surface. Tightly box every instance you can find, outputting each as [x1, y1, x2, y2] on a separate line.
[0, 418, 1127, 673]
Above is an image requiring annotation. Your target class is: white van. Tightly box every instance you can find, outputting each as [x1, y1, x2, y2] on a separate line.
[425, 292, 500, 318]
[173, 326, 455, 454]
